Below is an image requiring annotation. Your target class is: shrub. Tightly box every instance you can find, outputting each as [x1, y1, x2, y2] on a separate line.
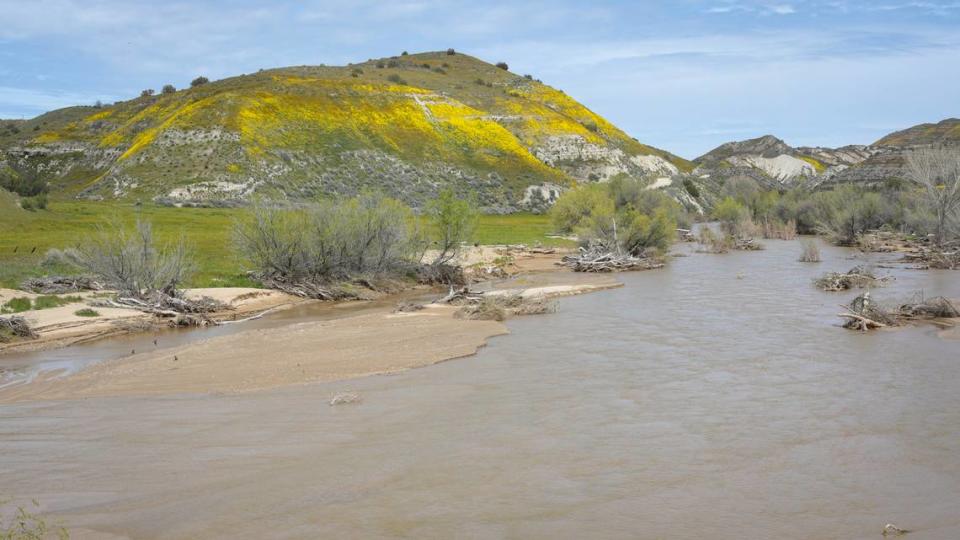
[161, 84, 176, 94]
[496, 62, 509, 70]
[524, 74, 533, 80]
[387, 59, 399, 68]
[376, 61, 385, 68]
[72, 220, 195, 297]
[140, 88, 155, 97]
[446, 48, 456, 55]
[474, 78, 485, 85]
[682, 178, 700, 198]
[798, 239, 821, 262]
[386, 74, 407, 85]
[1, 297, 32, 314]
[235, 193, 425, 283]
[33, 295, 82, 310]
[427, 188, 478, 265]
[713, 197, 749, 234]
[421, 63, 430, 69]
[20, 193, 47, 211]
[550, 184, 613, 233]
[432, 67, 446, 74]
[190, 76, 209, 87]
[75, 308, 100, 317]
[401, 51, 408, 56]
[582, 120, 598, 132]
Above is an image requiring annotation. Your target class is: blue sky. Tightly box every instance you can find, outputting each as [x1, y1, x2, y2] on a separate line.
[0, 0, 957, 158]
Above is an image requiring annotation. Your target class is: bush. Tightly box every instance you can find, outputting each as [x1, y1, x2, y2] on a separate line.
[376, 61, 385, 68]
[387, 59, 399, 68]
[550, 184, 613, 233]
[20, 192, 47, 211]
[713, 197, 749, 234]
[161, 84, 176, 94]
[72, 220, 194, 297]
[386, 74, 407, 85]
[446, 48, 456, 55]
[1, 297, 32, 314]
[474, 78, 485, 85]
[140, 89, 155, 97]
[75, 308, 100, 317]
[496, 62, 509, 70]
[235, 193, 425, 283]
[432, 67, 446, 74]
[401, 51, 408, 56]
[190, 76, 209, 87]
[799, 239, 821, 262]
[427, 188, 478, 265]
[32, 295, 82, 310]
[682, 178, 700, 198]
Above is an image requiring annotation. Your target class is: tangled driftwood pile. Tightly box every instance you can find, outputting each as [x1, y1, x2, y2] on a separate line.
[20, 276, 103, 294]
[902, 243, 960, 270]
[0, 316, 37, 342]
[838, 292, 959, 331]
[434, 287, 553, 321]
[91, 292, 228, 327]
[561, 245, 664, 273]
[815, 266, 892, 291]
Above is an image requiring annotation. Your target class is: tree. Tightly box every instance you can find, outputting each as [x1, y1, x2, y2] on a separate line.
[427, 188, 478, 266]
[140, 88, 155, 97]
[161, 84, 176, 94]
[190, 76, 209, 87]
[446, 48, 456, 55]
[496, 61, 509, 70]
[905, 146, 960, 246]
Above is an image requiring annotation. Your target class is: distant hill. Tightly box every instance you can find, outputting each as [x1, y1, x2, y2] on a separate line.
[0, 51, 689, 211]
[690, 119, 960, 192]
[875, 118, 960, 147]
[691, 134, 874, 189]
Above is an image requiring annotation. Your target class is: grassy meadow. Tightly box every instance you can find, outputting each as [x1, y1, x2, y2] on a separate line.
[0, 201, 568, 289]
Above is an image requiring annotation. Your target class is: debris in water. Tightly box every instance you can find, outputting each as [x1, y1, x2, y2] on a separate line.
[882, 523, 908, 536]
[329, 391, 362, 406]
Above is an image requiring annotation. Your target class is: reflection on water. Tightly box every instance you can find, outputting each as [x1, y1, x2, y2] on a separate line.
[1, 238, 959, 539]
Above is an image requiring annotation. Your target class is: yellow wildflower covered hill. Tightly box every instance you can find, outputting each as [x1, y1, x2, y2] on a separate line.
[0, 51, 691, 210]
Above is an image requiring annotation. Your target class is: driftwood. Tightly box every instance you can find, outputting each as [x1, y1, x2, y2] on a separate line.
[815, 266, 892, 291]
[561, 246, 664, 273]
[0, 315, 37, 342]
[20, 276, 103, 294]
[90, 292, 228, 327]
[839, 292, 959, 331]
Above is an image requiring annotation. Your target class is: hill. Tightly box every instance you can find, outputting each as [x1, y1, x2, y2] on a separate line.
[874, 118, 960, 147]
[691, 134, 874, 189]
[0, 51, 689, 212]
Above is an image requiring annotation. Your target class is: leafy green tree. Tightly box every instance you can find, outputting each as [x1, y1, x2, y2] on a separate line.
[427, 188, 478, 266]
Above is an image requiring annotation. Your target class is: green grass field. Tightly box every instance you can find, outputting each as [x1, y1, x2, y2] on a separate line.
[0, 201, 569, 289]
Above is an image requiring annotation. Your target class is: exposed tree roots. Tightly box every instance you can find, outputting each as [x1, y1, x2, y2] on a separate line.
[0, 316, 37, 342]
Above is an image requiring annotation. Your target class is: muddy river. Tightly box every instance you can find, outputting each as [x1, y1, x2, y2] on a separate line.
[1, 239, 959, 539]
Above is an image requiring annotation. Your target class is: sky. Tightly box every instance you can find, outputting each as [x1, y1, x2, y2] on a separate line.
[0, 0, 958, 158]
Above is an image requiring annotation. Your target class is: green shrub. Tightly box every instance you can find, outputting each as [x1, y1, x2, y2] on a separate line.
[446, 48, 456, 55]
[682, 178, 700, 198]
[496, 62, 509, 70]
[32, 295, 83, 310]
[386, 74, 407, 85]
[713, 197, 749, 233]
[74, 308, 100, 317]
[1, 297, 32, 314]
[190, 76, 209, 87]
[162, 84, 176, 94]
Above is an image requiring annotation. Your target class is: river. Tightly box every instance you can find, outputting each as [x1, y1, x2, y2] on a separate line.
[1, 238, 959, 539]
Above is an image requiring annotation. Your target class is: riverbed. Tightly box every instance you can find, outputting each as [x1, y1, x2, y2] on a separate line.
[1, 238, 959, 539]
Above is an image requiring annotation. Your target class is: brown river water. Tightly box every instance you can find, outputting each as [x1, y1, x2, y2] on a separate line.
[1, 238, 959, 539]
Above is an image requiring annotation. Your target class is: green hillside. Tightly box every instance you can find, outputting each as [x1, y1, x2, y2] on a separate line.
[0, 51, 690, 211]
[874, 118, 960, 147]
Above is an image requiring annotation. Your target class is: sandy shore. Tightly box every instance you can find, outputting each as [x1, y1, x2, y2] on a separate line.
[0, 248, 623, 403]
[0, 287, 304, 354]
